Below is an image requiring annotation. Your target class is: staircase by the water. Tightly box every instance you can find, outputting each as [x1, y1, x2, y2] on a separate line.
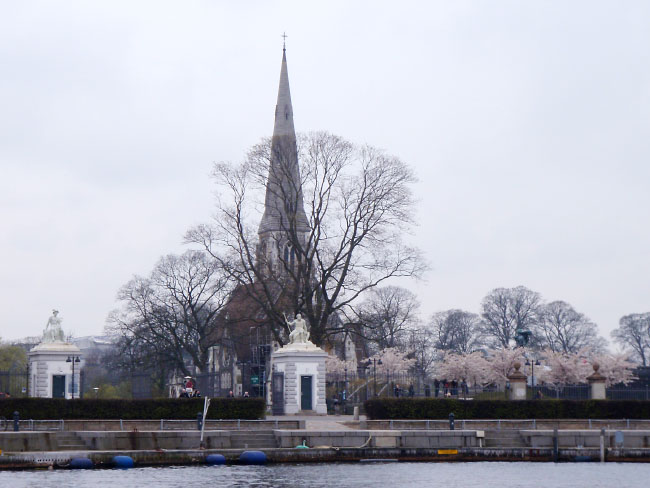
[55, 432, 89, 451]
[483, 430, 528, 448]
[229, 430, 277, 449]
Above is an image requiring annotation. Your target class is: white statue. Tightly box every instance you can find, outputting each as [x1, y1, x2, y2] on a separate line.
[42, 309, 65, 343]
[285, 313, 310, 344]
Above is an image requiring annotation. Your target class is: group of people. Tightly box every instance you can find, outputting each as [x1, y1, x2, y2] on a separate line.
[388, 381, 473, 398]
[432, 378, 469, 398]
[178, 387, 254, 398]
[227, 390, 250, 398]
[178, 378, 201, 398]
[393, 384, 416, 398]
[178, 388, 201, 398]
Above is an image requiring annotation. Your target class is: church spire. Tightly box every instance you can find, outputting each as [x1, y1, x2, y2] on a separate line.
[273, 45, 295, 137]
[258, 46, 309, 237]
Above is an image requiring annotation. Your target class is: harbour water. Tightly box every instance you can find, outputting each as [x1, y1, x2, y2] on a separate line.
[2, 462, 650, 488]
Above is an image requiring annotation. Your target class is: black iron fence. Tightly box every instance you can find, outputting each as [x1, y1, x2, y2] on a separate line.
[529, 384, 589, 400]
[607, 387, 650, 401]
[131, 372, 152, 399]
[195, 372, 233, 398]
[0, 369, 29, 397]
[326, 373, 650, 402]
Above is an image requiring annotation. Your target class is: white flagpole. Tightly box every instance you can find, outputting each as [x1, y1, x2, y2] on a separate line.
[200, 396, 211, 447]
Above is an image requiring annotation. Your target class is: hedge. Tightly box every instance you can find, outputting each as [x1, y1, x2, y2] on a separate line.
[364, 398, 650, 420]
[0, 398, 266, 420]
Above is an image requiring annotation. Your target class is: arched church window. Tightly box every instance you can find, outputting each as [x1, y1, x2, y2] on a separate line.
[283, 242, 295, 268]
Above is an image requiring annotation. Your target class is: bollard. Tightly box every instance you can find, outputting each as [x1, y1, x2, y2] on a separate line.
[13, 411, 19, 432]
[600, 428, 605, 463]
[449, 412, 455, 430]
[197, 412, 203, 431]
[553, 428, 559, 462]
[353, 406, 359, 421]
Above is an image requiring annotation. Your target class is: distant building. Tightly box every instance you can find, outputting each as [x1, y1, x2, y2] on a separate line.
[70, 335, 116, 357]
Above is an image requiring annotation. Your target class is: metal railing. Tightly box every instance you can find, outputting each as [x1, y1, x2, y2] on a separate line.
[607, 387, 650, 401]
[366, 418, 650, 430]
[10, 420, 66, 431]
[6, 418, 299, 432]
[327, 375, 650, 402]
[0, 369, 29, 397]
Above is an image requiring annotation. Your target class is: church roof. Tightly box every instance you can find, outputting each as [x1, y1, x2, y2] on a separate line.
[258, 48, 310, 235]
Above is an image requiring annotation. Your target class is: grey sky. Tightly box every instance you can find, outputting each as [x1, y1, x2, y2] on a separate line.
[1, 1, 648, 345]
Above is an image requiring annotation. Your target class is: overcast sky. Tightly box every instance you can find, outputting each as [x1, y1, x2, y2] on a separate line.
[1, 1, 649, 345]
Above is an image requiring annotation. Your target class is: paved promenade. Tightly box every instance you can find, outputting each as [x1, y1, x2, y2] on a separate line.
[267, 414, 362, 431]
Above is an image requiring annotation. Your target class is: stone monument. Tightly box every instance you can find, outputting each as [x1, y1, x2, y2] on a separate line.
[587, 363, 607, 400]
[28, 310, 83, 399]
[270, 314, 328, 415]
[507, 362, 527, 400]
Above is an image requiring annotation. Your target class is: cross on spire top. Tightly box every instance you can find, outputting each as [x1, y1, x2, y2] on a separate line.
[282, 32, 288, 51]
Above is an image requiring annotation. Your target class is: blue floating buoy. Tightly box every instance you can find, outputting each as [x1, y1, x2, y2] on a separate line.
[205, 454, 226, 465]
[70, 457, 94, 469]
[113, 455, 135, 469]
[239, 450, 267, 465]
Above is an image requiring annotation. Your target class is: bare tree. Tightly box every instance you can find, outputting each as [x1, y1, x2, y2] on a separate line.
[430, 309, 484, 353]
[107, 250, 234, 375]
[186, 132, 425, 347]
[612, 313, 650, 366]
[538, 301, 606, 353]
[480, 286, 542, 348]
[350, 286, 420, 351]
[405, 327, 437, 378]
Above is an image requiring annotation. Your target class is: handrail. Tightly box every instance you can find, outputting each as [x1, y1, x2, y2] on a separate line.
[365, 418, 650, 430]
[0, 418, 301, 432]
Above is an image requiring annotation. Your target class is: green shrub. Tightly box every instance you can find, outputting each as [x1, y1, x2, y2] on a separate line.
[0, 398, 266, 420]
[364, 398, 650, 420]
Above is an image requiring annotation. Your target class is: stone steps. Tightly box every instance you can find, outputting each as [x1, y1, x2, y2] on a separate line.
[56, 433, 89, 451]
[230, 431, 277, 449]
[484, 431, 528, 448]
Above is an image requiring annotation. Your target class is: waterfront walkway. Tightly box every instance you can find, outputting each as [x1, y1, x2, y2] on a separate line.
[267, 414, 362, 431]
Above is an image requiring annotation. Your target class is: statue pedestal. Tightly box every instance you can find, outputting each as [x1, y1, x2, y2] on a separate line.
[28, 342, 83, 399]
[507, 362, 528, 401]
[587, 363, 607, 400]
[271, 342, 327, 415]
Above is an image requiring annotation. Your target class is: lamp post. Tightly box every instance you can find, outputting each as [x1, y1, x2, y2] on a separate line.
[66, 356, 80, 399]
[525, 358, 541, 393]
[363, 358, 383, 396]
[343, 367, 348, 412]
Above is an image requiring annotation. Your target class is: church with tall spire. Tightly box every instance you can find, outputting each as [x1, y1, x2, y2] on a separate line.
[257, 45, 310, 276]
[200, 44, 365, 401]
[204, 45, 314, 398]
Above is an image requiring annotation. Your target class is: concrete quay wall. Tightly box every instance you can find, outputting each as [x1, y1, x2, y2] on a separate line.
[521, 430, 650, 449]
[3, 429, 650, 453]
[275, 430, 481, 449]
[0, 431, 232, 452]
[2, 446, 650, 470]
[0, 429, 481, 452]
